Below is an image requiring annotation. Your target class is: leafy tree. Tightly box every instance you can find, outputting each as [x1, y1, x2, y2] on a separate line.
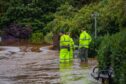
[45, 3, 77, 35]
[0, 0, 64, 37]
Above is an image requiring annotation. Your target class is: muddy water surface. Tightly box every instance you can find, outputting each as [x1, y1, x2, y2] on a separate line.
[0, 45, 100, 84]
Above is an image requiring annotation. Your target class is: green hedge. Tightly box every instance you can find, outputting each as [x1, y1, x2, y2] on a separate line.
[111, 31, 126, 84]
[97, 34, 112, 70]
[97, 30, 126, 84]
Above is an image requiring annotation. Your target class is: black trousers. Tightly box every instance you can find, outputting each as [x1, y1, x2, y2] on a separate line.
[79, 47, 88, 62]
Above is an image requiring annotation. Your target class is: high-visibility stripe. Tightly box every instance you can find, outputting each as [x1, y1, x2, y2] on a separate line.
[60, 59, 70, 60]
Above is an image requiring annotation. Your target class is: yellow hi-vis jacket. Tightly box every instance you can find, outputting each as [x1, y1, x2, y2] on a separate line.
[60, 34, 70, 47]
[60, 34, 70, 62]
[79, 31, 92, 48]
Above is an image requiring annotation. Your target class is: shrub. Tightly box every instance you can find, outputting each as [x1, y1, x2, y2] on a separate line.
[30, 32, 44, 44]
[111, 30, 126, 84]
[97, 34, 112, 70]
[44, 32, 53, 44]
[97, 29, 126, 84]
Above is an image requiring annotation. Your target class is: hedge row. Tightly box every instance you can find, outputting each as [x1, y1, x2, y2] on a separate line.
[97, 29, 126, 84]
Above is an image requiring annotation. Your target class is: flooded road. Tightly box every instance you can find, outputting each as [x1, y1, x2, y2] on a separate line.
[0, 46, 100, 84]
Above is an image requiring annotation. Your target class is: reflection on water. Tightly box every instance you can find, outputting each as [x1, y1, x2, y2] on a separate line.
[59, 59, 99, 84]
[60, 62, 73, 84]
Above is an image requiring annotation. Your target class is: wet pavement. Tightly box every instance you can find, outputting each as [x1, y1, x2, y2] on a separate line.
[0, 46, 100, 84]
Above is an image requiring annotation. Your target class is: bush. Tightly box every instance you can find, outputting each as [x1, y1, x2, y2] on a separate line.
[110, 30, 126, 84]
[97, 34, 112, 70]
[30, 32, 44, 44]
[44, 32, 53, 44]
[97, 30, 126, 84]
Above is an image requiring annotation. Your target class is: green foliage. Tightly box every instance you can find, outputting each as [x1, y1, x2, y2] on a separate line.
[97, 30, 126, 84]
[111, 30, 126, 84]
[1, 0, 125, 44]
[45, 3, 78, 36]
[44, 32, 53, 44]
[98, 0, 125, 35]
[30, 32, 44, 44]
[0, 0, 63, 33]
[97, 34, 112, 70]
[46, 0, 125, 38]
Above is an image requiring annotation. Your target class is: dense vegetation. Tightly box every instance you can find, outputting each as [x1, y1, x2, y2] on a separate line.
[0, 0, 65, 43]
[0, 0, 126, 83]
[97, 30, 126, 84]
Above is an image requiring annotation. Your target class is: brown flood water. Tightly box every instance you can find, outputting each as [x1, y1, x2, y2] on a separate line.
[0, 41, 100, 84]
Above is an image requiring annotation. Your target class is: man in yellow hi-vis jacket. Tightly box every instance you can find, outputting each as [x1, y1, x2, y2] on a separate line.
[79, 29, 92, 63]
[59, 31, 71, 63]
